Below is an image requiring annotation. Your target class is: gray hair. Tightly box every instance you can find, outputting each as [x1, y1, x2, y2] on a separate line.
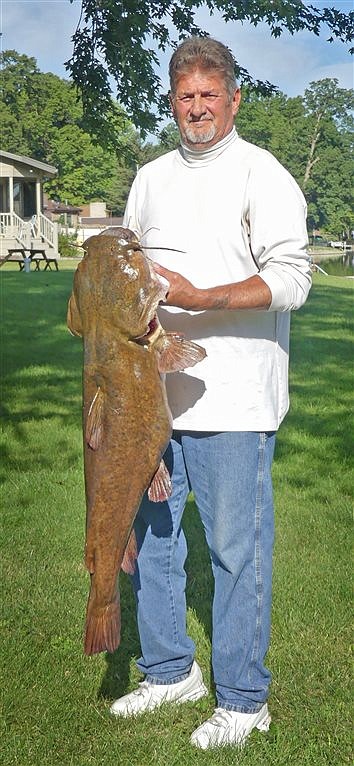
[169, 37, 238, 99]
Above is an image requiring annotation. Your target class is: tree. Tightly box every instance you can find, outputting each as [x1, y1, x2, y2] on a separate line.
[305, 136, 353, 238]
[66, 0, 353, 143]
[232, 81, 353, 237]
[159, 123, 180, 152]
[297, 79, 354, 235]
[236, 90, 306, 178]
[0, 50, 141, 208]
[302, 79, 354, 186]
[44, 125, 115, 205]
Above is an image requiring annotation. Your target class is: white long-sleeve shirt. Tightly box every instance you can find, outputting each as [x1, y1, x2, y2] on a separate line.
[123, 128, 311, 431]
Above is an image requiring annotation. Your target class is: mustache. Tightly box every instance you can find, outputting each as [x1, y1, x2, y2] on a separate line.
[186, 116, 213, 124]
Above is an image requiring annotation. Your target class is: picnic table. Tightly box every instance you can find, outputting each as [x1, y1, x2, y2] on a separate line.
[29, 248, 59, 271]
[3, 247, 28, 269]
[1, 247, 59, 271]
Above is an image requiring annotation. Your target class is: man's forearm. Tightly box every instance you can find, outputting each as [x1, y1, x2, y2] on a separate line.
[154, 263, 272, 311]
[192, 275, 272, 311]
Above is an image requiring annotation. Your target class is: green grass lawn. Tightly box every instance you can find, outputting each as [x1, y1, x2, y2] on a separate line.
[1, 267, 353, 765]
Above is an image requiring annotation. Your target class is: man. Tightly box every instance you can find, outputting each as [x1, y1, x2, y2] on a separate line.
[110, 37, 311, 749]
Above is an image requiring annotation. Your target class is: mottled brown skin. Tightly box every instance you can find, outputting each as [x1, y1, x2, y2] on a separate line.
[67, 228, 205, 655]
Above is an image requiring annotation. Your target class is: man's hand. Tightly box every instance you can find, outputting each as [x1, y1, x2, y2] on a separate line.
[153, 262, 272, 312]
[153, 263, 199, 310]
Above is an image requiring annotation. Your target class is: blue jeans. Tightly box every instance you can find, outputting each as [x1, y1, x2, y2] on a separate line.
[130, 430, 276, 713]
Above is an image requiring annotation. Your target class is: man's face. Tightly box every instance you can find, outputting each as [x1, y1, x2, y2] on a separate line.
[170, 68, 241, 151]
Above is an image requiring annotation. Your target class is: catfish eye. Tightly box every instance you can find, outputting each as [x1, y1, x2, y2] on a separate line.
[122, 243, 140, 258]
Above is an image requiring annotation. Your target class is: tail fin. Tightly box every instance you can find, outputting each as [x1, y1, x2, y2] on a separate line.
[84, 593, 120, 655]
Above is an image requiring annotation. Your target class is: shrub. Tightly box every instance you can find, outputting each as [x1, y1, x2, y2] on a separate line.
[58, 232, 81, 258]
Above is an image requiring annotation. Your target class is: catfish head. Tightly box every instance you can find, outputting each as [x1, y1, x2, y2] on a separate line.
[71, 227, 168, 341]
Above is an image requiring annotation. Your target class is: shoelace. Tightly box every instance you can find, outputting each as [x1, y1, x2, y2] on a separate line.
[208, 708, 235, 729]
[205, 708, 248, 746]
[130, 681, 169, 700]
[133, 681, 152, 698]
[123, 681, 156, 712]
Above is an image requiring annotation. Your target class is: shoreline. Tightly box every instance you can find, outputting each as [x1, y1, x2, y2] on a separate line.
[309, 249, 353, 262]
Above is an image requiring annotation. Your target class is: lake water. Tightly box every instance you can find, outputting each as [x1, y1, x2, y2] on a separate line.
[313, 252, 354, 277]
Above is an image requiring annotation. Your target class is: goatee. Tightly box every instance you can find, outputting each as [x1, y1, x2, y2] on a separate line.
[184, 122, 216, 144]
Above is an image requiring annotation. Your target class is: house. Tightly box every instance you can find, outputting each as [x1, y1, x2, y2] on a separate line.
[77, 201, 123, 244]
[0, 150, 60, 263]
[44, 197, 82, 229]
[44, 198, 123, 243]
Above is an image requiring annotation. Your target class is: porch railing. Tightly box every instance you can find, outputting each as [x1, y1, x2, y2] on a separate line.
[37, 212, 58, 249]
[0, 212, 58, 250]
[0, 212, 31, 246]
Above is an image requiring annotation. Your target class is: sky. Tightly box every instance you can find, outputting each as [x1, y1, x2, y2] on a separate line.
[1, 0, 353, 125]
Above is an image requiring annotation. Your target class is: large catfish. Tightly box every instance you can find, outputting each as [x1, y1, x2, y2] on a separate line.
[67, 227, 206, 656]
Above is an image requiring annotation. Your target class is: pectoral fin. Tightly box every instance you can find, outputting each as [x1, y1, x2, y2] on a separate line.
[86, 387, 104, 450]
[156, 333, 206, 373]
[67, 292, 83, 337]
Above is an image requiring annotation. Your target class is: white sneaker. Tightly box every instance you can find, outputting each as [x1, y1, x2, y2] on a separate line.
[110, 661, 208, 717]
[190, 703, 271, 749]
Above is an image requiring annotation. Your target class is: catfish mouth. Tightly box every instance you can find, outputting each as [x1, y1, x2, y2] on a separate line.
[135, 314, 160, 344]
[134, 279, 167, 343]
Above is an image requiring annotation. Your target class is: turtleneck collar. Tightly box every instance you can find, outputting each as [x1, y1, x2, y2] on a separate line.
[178, 127, 238, 166]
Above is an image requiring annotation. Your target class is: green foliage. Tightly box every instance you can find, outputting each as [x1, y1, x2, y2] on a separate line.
[303, 77, 354, 131]
[103, 163, 136, 216]
[236, 90, 308, 181]
[305, 131, 353, 237]
[45, 124, 117, 206]
[66, 0, 353, 139]
[236, 80, 354, 238]
[0, 50, 141, 210]
[159, 123, 181, 151]
[1, 268, 353, 765]
[0, 51, 180, 214]
[58, 232, 81, 258]
[1, 50, 81, 160]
